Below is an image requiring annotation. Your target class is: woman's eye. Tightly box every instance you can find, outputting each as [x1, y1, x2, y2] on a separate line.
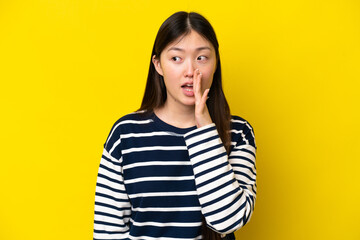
[197, 56, 207, 61]
[171, 56, 181, 62]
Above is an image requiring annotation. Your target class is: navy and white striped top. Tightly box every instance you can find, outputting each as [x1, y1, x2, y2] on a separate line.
[93, 111, 257, 240]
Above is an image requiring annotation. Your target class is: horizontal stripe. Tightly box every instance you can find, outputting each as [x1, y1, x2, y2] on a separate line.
[95, 192, 129, 203]
[105, 119, 154, 147]
[183, 123, 215, 141]
[189, 143, 223, 160]
[94, 220, 127, 228]
[187, 134, 220, 149]
[132, 206, 201, 212]
[94, 211, 130, 221]
[194, 161, 229, 179]
[124, 161, 190, 170]
[96, 182, 127, 194]
[231, 163, 256, 176]
[199, 179, 239, 204]
[192, 152, 227, 169]
[202, 188, 239, 208]
[124, 176, 194, 184]
[132, 221, 202, 227]
[187, 138, 223, 156]
[95, 201, 131, 212]
[97, 173, 123, 186]
[101, 154, 121, 167]
[122, 146, 187, 154]
[197, 169, 233, 189]
[99, 163, 122, 177]
[128, 191, 198, 199]
[128, 234, 202, 240]
[121, 131, 184, 139]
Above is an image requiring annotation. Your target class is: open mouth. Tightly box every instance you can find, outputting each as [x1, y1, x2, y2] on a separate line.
[181, 83, 193, 91]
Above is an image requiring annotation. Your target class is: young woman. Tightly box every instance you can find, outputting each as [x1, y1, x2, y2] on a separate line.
[93, 11, 257, 240]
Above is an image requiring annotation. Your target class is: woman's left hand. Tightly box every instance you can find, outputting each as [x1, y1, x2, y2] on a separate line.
[193, 69, 213, 128]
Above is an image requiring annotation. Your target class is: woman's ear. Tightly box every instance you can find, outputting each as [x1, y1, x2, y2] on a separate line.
[152, 55, 163, 76]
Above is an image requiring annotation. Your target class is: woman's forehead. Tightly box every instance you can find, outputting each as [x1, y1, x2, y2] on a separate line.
[164, 30, 214, 52]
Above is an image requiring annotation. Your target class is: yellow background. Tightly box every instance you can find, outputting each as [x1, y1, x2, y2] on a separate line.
[1, 0, 359, 239]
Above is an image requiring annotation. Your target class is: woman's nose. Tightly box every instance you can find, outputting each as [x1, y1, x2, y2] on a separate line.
[184, 60, 197, 78]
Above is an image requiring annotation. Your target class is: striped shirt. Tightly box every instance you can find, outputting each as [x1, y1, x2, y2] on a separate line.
[93, 111, 257, 240]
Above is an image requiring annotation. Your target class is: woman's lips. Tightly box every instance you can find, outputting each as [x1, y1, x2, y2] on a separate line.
[181, 84, 194, 96]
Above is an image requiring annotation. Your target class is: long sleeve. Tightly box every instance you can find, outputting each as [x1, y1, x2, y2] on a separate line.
[93, 124, 131, 240]
[183, 120, 257, 234]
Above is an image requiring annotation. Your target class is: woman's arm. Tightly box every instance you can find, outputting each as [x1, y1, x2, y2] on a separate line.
[183, 120, 257, 234]
[93, 124, 131, 240]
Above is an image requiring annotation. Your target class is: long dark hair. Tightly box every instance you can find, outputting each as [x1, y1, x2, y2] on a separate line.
[139, 11, 231, 239]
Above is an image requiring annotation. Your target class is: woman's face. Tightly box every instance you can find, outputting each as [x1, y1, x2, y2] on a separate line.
[153, 30, 217, 108]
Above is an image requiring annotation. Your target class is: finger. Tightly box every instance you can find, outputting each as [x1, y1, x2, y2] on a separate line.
[193, 69, 201, 102]
[192, 69, 198, 94]
[195, 69, 202, 96]
[200, 88, 210, 106]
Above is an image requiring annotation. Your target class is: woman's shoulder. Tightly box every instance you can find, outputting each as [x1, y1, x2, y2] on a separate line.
[104, 111, 154, 147]
[230, 114, 256, 148]
[108, 110, 155, 132]
[230, 115, 255, 131]
[111, 110, 154, 125]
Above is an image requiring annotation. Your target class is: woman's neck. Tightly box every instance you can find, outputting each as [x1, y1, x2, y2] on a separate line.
[154, 101, 196, 129]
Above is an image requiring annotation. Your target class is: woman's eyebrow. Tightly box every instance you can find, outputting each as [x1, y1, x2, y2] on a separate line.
[167, 46, 212, 52]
